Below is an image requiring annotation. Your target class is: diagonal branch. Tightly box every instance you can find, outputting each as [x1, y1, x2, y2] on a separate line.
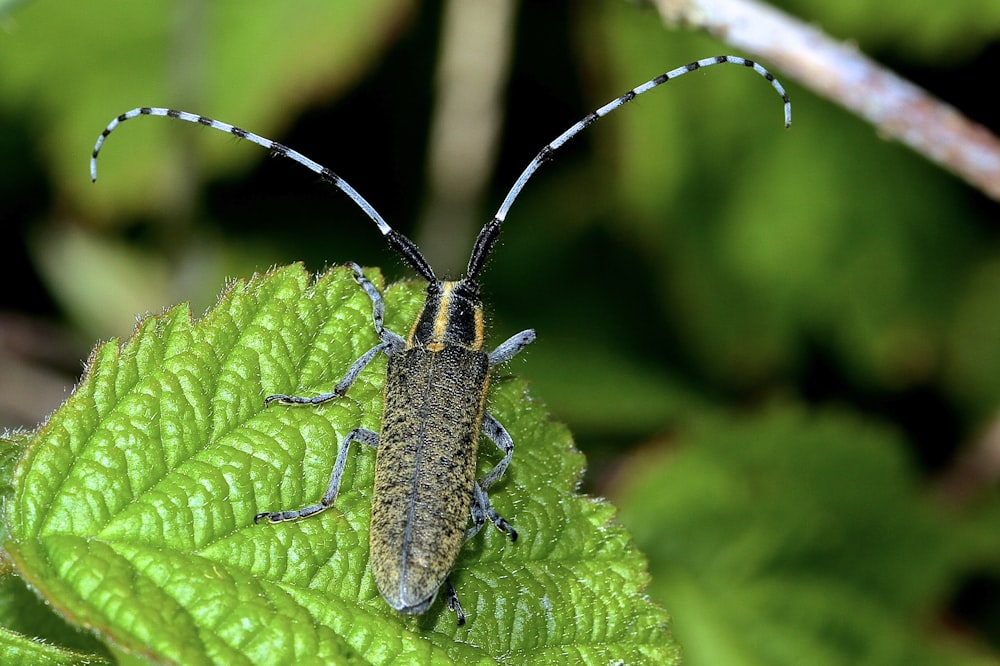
[654, 0, 1000, 201]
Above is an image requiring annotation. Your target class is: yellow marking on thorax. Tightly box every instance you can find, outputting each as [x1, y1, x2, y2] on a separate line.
[471, 300, 484, 351]
[414, 281, 485, 353]
[432, 282, 455, 343]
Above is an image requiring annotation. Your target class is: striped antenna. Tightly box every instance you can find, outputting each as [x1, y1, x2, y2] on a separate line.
[466, 55, 791, 279]
[91, 108, 438, 281]
[92, 56, 789, 284]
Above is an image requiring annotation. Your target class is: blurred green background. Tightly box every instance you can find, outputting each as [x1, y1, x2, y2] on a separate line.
[2, 0, 1000, 663]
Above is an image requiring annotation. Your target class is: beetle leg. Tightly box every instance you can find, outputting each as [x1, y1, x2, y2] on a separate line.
[479, 413, 513, 490]
[265, 265, 405, 407]
[265, 341, 390, 406]
[255, 427, 379, 523]
[467, 480, 517, 542]
[444, 578, 466, 626]
[467, 482, 487, 538]
[488, 328, 535, 365]
[464, 412, 518, 541]
[347, 261, 405, 349]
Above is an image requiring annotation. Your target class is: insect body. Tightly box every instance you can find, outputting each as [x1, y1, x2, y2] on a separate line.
[257, 264, 531, 622]
[91, 55, 791, 625]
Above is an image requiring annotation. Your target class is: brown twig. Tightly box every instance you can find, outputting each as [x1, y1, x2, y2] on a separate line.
[654, 0, 1000, 201]
[935, 411, 1000, 507]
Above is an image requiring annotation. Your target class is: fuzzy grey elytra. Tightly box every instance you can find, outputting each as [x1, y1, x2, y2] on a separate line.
[252, 268, 531, 624]
[371, 280, 506, 616]
[91, 55, 790, 624]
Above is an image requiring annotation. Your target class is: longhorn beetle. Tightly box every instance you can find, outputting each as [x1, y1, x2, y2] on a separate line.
[92, 55, 791, 625]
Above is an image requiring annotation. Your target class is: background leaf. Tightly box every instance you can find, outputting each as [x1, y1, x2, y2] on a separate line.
[3, 266, 677, 664]
[0, 0, 413, 341]
[613, 405, 994, 666]
[0, 624, 109, 666]
[0, 574, 111, 664]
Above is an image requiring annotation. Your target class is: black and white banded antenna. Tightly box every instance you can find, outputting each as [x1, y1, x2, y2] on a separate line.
[91, 55, 789, 284]
[465, 55, 790, 278]
[90, 109, 438, 282]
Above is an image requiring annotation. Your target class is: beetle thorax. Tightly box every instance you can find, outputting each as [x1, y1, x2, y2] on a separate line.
[407, 279, 485, 352]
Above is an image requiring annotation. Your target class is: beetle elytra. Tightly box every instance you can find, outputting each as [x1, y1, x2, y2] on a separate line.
[91, 55, 790, 625]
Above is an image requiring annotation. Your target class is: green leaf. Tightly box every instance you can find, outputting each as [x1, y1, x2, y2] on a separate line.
[0, 0, 415, 343]
[0, 623, 109, 666]
[0, 0, 30, 20]
[0, 433, 31, 553]
[0, 0, 412, 221]
[0, 574, 111, 664]
[524, 337, 705, 438]
[782, 0, 1000, 59]
[578, 4, 973, 394]
[945, 257, 1000, 419]
[614, 405, 987, 666]
[3, 265, 677, 665]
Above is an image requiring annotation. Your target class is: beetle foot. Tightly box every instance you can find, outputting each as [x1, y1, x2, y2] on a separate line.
[445, 579, 466, 626]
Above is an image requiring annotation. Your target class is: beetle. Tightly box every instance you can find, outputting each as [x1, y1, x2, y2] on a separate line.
[91, 55, 790, 625]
